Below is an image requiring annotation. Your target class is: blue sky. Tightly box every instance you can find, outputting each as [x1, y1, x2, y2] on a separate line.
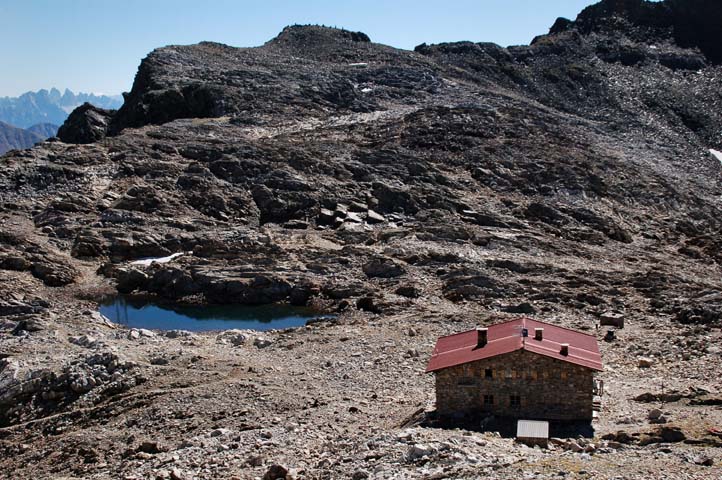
[0, 0, 602, 97]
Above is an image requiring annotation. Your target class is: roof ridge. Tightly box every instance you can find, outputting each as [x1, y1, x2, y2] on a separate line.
[434, 336, 520, 357]
[523, 317, 599, 339]
[433, 317, 525, 341]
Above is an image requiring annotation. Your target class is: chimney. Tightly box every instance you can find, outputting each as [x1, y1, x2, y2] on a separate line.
[534, 328, 544, 341]
[560, 343, 569, 356]
[476, 327, 488, 348]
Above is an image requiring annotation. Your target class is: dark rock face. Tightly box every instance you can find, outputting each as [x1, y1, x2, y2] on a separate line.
[57, 103, 115, 144]
[552, 0, 722, 64]
[107, 27, 436, 134]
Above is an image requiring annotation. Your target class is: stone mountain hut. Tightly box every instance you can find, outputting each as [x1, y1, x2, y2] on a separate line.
[426, 317, 603, 422]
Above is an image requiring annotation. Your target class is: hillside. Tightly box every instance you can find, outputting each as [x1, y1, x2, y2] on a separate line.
[1, 1, 721, 478]
[25, 122, 59, 138]
[0, 121, 44, 154]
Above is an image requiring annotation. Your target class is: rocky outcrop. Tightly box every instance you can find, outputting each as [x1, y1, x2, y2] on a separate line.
[552, 0, 722, 65]
[57, 103, 115, 144]
[0, 353, 139, 427]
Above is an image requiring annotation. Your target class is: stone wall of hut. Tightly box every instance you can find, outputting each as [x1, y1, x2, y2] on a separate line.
[434, 350, 595, 421]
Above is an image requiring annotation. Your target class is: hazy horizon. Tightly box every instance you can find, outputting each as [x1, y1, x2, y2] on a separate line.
[0, 87, 124, 100]
[0, 0, 602, 97]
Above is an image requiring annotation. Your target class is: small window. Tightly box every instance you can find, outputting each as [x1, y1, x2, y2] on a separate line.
[485, 368, 493, 379]
[458, 377, 474, 387]
[530, 370, 538, 381]
[510, 395, 521, 407]
[483, 394, 494, 405]
[561, 371, 568, 380]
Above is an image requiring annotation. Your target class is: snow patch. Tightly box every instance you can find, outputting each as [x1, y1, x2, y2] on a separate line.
[710, 149, 722, 164]
[130, 252, 188, 267]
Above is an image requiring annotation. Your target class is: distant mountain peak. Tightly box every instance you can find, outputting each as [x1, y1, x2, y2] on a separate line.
[0, 88, 123, 129]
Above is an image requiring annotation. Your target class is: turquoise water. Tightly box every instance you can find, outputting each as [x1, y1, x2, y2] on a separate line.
[99, 296, 329, 331]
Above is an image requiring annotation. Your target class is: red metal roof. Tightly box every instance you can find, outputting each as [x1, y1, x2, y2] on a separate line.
[425, 317, 603, 373]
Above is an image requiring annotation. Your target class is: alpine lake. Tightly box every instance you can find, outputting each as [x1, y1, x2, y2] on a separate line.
[99, 296, 331, 332]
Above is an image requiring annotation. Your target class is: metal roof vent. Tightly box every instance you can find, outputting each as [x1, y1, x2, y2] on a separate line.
[534, 328, 544, 341]
[476, 327, 488, 348]
[560, 343, 569, 356]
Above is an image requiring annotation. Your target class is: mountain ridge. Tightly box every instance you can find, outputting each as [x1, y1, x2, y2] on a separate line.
[0, 120, 45, 155]
[0, 88, 122, 129]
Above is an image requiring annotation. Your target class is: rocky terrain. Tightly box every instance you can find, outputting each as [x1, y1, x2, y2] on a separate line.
[1, 0, 722, 478]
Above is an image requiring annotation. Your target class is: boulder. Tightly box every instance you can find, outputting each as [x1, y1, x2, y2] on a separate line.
[317, 208, 335, 225]
[263, 464, 291, 480]
[217, 330, 248, 346]
[57, 103, 115, 144]
[170, 469, 188, 480]
[372, 182, 419, 214]
[345, 212, 363, 223]
[137, 440, 166, 454]
[601, 430, 635, 444]
[12, 318, 46, 335]
[406, 443, 436, 461]
[116, 268, 150, 294]
[693, 455, 714, 467]
[660, 426, 686, 443]
[71, 230, 106, 258]
[365, 209, 385, 224]
[165, 330, 193, 339]
[254, 337, 273, 348]
[356, 296, 381, 314]
[69, 335, 100, 349]
[638, 357, 654, 368]
[147, 267, 199, 298]
[30, 258, 78, 286]
[395, 285, 420, 298]
[362, 258, 405, 278]
[289, 280, 321, 306]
